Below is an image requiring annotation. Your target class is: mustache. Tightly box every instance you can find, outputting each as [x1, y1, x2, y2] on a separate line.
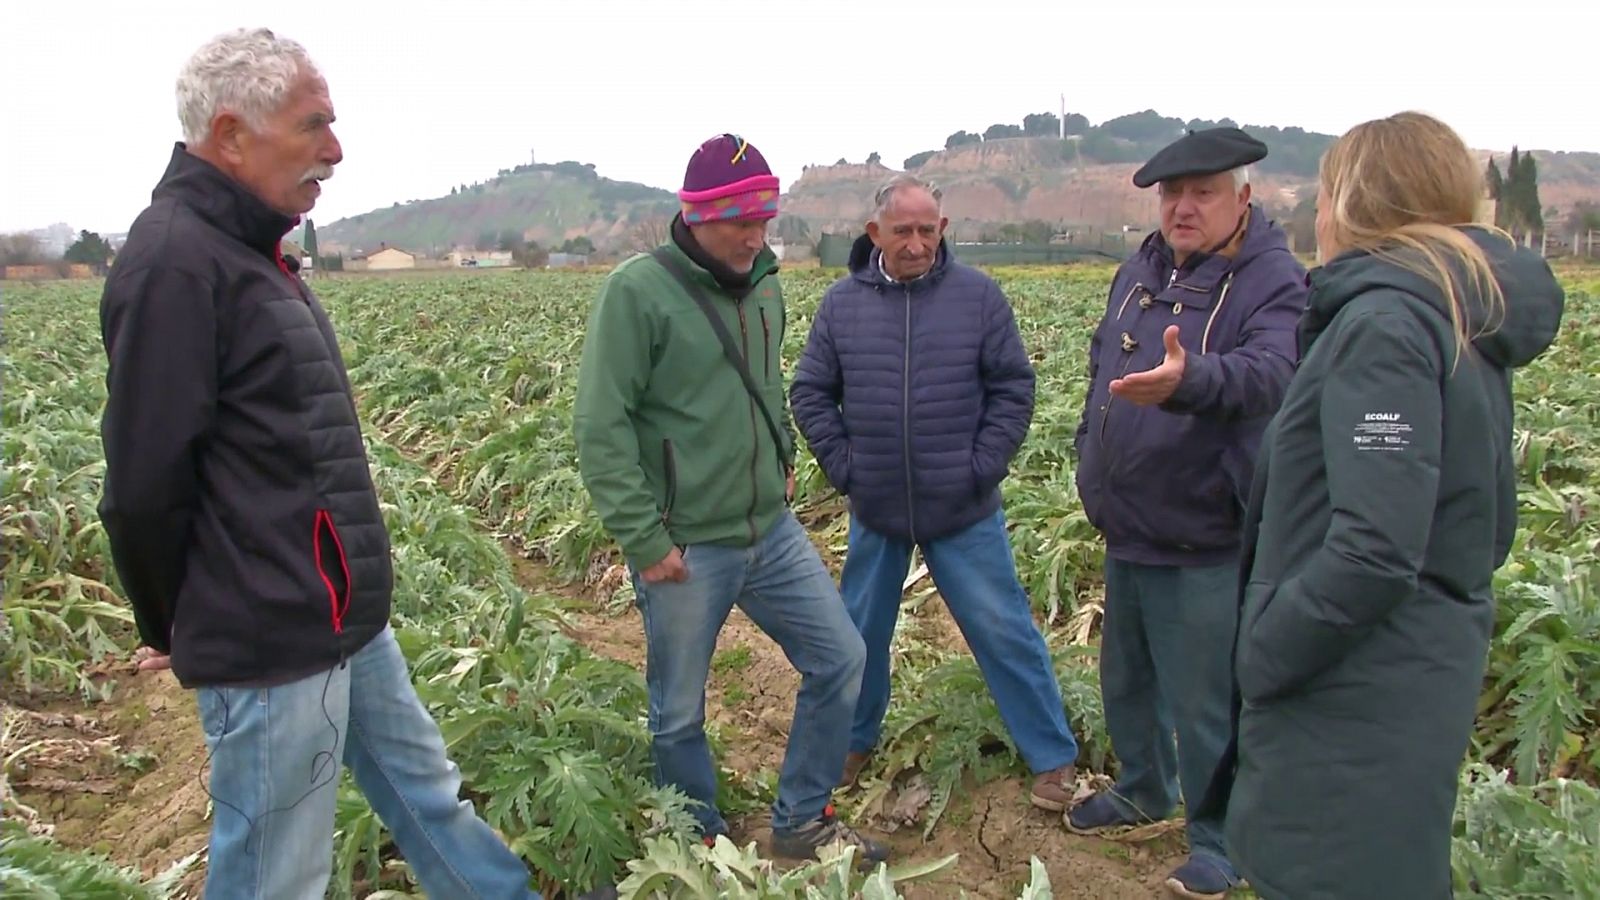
[300, 164, 335, 184]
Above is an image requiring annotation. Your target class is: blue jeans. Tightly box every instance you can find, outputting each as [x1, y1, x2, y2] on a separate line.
[632, 510, 866, 835]
[840, 508, 1080, 774]
[1100, 558, 1238, 865]
[196, 625, 539, 900]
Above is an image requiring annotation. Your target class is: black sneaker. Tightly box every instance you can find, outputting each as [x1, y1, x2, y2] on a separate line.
[1165, 854, 1241, 899]
[770, 804, 889, 865]
[1063, 791, 1159, 835]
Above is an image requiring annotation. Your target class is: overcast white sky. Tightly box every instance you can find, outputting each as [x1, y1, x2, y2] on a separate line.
[4, 0, 1597, 235]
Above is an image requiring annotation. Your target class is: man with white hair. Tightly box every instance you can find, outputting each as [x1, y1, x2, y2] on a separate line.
[1065, 127, 1307, 899]
[790, 174, 1082, 811]
[99, 27, 557, 898]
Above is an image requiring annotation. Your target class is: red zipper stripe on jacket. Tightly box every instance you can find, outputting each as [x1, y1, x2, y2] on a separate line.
[275, 241, 310, 302]
[325, 511, 353, 628]
[313, 510, 353, 633]
[275, 242, 294, 280]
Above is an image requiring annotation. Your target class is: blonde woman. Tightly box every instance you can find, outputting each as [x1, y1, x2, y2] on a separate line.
[1213, 112, 1564, 898]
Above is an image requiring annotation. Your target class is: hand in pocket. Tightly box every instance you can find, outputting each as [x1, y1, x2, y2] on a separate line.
[642, 547, 689, 583]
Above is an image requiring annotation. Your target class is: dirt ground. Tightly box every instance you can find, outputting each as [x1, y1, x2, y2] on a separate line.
[4, 663, 211, 896]
[566, 593, 1190, 900]
[7, 557, 1188, 900]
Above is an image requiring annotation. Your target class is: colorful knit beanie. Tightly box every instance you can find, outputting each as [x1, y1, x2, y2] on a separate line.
[679, 134, 780, 224]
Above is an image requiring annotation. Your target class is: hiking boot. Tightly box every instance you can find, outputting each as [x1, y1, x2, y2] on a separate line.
[1164, 854, 1240, 899]
[1029, 764, 1077, 812]
[1063, 791, 1157, 835]
[771, 804, 890, 865]
[839, 750, 871, 788]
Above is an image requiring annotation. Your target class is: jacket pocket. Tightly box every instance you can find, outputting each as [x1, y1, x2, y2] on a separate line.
[1074, 439, 1106, 529]
[660, 439, 678, 527]
[970, 453, 991, 500]
[1236, 578, 1278, 705]
[313, 509, 352, 634]
[1104, 414, 1239, 552]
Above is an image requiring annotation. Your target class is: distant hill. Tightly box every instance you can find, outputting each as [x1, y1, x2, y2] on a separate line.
[316, 110, 1600, 256]
[318, 161, 678, 256]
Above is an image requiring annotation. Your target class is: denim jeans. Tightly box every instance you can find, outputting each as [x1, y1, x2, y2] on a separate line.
[632, 510, 866, 835]
[1100, 558, 1238, 865]
[839, 508, 1080, 774]
[195, 625, 539, 900]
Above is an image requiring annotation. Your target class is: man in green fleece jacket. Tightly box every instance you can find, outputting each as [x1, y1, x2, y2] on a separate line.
[573, 134, 885, 864]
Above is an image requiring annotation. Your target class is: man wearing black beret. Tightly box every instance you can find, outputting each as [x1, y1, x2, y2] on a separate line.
[1066, 127, 1308, 899]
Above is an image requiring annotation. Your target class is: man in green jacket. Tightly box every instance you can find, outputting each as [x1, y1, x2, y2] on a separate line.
[574, 134, 885, 864]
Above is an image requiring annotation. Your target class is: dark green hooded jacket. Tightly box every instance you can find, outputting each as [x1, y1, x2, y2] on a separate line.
[1216, 228, 1563, 899]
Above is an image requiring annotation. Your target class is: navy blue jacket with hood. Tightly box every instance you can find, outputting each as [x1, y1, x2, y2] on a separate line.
[790, 234, 1034, 543]
[1074, 204, 1308, 566]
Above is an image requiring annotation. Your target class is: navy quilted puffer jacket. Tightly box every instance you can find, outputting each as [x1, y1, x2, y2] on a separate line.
[790, 234, 1034, 542]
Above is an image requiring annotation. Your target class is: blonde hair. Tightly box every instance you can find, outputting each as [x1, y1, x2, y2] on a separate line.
[1319, 111, 1507, 365]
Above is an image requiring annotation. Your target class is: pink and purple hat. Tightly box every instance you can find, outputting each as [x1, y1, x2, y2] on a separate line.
[679, 133, 780, 224]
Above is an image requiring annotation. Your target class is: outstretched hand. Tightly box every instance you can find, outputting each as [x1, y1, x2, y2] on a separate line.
[1109, 325, 1186, 406]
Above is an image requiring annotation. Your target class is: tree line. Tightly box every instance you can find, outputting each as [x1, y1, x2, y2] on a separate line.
[902, 109, 1337, 178]
[0, 229, 116, 271]
[1488, 148, 1545, 241]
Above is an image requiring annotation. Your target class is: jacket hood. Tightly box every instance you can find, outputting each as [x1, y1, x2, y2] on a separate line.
[1305, 226, 1564, 369]
[847, 232, 953, 290]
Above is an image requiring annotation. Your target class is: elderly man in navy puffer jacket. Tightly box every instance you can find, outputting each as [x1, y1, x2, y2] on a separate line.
[790, 174, 1082, 813]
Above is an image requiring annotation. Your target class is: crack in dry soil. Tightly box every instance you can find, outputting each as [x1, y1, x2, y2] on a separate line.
[978, 796, 1003, 870]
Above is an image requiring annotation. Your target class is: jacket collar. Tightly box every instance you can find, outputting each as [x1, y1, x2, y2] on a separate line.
[1138, 202, 1276, 294]
[847, 232, 952, 291]
[664, 213, 778, 299]
[152, 143, 299, 255]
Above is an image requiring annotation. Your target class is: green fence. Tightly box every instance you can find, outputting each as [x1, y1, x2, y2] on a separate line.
[815, 232, 1131, 268]
[815, 233, 858, 268]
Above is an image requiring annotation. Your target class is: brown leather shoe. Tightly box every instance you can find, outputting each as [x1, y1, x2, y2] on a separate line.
[839, 750, 871, 788]
[1029, 764, 1077, 812]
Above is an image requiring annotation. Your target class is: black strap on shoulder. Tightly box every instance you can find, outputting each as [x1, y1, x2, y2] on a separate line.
[649, 247, 792, 474]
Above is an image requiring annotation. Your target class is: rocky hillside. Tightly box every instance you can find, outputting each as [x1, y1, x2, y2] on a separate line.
[784, 137, 1319, 239]
[789, 140, 1600, 238]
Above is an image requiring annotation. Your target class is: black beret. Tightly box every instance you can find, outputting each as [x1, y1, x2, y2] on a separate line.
[1132, 127, 1269, 188]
